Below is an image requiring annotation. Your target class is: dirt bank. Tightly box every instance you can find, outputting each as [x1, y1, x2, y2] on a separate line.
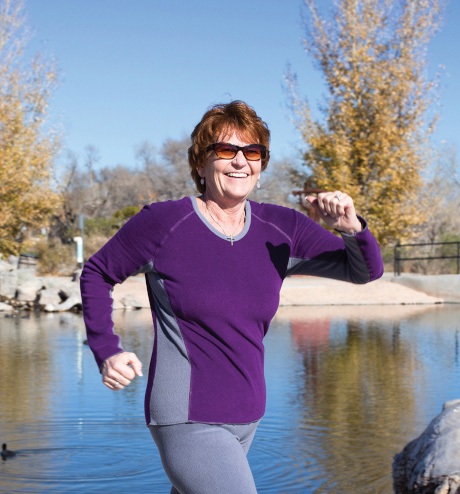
[112, 273, 447, 309]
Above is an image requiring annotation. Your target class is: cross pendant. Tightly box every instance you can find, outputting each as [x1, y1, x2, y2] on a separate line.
[227, 235, 234, 246]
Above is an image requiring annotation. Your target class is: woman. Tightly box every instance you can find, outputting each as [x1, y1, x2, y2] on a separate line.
[80, 100, 383, 494]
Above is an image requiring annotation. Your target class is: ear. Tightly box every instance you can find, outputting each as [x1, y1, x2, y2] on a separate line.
[197, 166, 205, 178]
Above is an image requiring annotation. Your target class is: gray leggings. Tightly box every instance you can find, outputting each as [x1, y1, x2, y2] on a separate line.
[149, 421, 260, 494]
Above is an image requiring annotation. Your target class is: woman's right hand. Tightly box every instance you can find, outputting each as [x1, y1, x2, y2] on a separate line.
[101, 351, 143, 391]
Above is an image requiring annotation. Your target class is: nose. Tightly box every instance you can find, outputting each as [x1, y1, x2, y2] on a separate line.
[233, 150, 247, 166]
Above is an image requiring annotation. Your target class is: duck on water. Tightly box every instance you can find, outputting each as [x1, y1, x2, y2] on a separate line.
[1, 443, 15, 460]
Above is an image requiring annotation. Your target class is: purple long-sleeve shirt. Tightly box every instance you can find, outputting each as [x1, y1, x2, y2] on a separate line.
[80, 197, 383, 425]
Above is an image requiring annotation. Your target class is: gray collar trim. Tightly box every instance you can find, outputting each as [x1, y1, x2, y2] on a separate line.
[191, 196, 251, 244]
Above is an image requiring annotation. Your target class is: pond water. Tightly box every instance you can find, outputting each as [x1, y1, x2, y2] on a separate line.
[1, 304, 460, 493]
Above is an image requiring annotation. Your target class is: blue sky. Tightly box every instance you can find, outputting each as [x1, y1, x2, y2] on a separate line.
[24, 0, 460, 170]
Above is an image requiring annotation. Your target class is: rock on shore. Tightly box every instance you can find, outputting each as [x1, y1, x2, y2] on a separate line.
[393, 400, 460, 494]
[0, 256, 149, 313]
[0, 258, 82, 312]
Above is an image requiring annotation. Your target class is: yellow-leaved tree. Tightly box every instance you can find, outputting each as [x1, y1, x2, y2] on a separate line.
[287, 0, 443, 246]
[0, 0, 60, 255]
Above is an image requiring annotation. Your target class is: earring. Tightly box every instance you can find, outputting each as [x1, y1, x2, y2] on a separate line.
[256, 180, 261, 189]
[200, 178, 205, 185]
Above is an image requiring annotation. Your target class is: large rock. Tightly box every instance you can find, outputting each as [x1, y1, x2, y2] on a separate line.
[16, 278, 44, 302]
[40, 276, 82, 311]
[42, 276, 80, 299]
[16, 268, 38, 284]
[0, 270, 18, 299]
[8, 256, 19, 268]
[38, 288, 63, 306]
[1, 267, 84, 312]
[0, 259, 13, 271]
[44, 296, 82, 312]
[0, 301, 14, 312]
[393, 399, 460, 494]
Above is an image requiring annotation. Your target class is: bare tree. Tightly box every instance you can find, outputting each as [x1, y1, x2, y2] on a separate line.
[250, 157, 298, 208]
[136, 136, 196, 202]
[418, 146, 460, 244]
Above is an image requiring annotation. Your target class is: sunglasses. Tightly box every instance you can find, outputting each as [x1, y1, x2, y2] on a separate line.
[207, 143, 267, 161]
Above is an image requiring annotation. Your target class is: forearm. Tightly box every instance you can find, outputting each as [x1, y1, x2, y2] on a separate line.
[339, 220, 384, 283]
[288, 213, 384, 283]
[80, 259, 124, 369]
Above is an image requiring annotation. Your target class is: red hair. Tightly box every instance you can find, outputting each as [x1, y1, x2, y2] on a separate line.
[188, 101, 270, 193]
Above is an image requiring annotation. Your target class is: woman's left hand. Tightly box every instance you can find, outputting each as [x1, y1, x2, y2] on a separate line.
[306, 191, 362, 235]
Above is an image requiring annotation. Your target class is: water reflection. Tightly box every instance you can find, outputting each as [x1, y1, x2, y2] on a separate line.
[264, 305, 460, 493]
[1, 305, 460, 493]
[293, 311, 417, 493]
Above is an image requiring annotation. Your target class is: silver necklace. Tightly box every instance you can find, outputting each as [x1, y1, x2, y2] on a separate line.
[205, 202, 245, 246]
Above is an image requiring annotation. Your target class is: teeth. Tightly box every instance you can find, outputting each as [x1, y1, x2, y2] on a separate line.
[226, 173, 248, 178]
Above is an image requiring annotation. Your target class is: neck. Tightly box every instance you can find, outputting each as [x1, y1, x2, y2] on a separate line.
[199, 195, 246, 237]
[203, 193, 245, 218]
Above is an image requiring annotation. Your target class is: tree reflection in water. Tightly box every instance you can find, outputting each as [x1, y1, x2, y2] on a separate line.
[279, 305, 437, 493]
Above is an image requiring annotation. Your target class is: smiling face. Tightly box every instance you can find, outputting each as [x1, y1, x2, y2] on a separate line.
[198, 131, 261, 206]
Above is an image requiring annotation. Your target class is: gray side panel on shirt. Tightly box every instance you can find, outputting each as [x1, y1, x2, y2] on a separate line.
[340, 234, 371, 283]
[287, 234, 370, 283]
[146, 270, 191, 424]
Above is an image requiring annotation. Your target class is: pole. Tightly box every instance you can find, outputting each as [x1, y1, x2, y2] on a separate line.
[78, 215, 85, 268]
[457, 242, 460, 275]
[394, 243, 401, 276]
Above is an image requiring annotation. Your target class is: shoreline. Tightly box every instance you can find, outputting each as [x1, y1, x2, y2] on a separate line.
[2, 271, 458, 313]
[111, 273, 460, 309]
